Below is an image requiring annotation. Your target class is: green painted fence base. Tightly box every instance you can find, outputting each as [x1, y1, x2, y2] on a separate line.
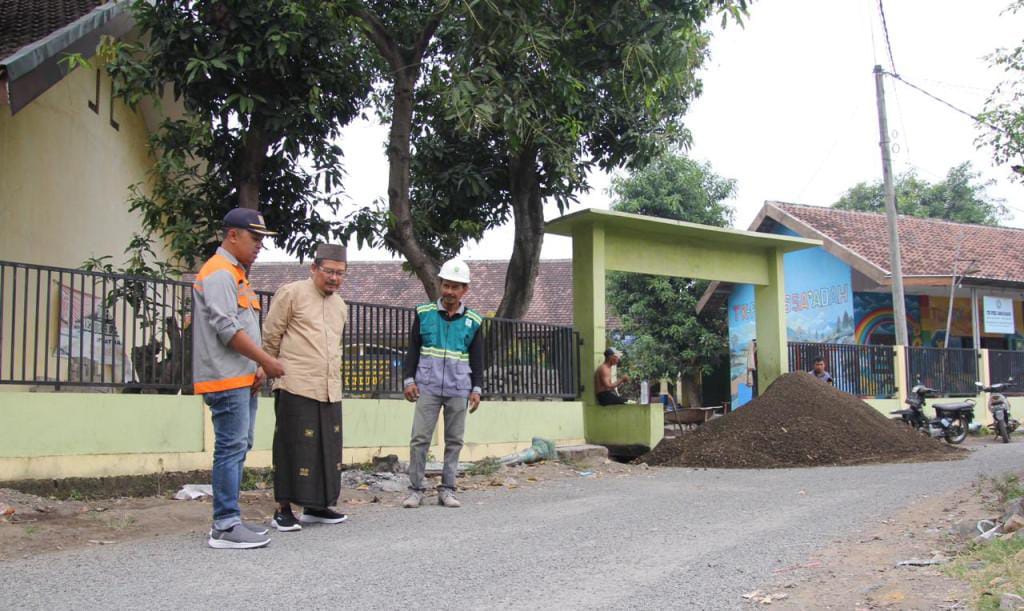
[582, 403, 663, 450]
[0, 392, 586, 481]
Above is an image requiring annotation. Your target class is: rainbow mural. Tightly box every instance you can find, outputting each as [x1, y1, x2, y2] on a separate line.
[853, 306, 922, 346]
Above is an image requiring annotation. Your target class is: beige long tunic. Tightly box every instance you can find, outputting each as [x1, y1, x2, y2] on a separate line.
[262, 278, 348, 402]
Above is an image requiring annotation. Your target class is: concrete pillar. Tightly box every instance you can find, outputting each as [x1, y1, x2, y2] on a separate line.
[893, 345, 908, 406]
[573, 223, 606, 408]
[979, 349, 993, 426]
[754, 248, 788, 392]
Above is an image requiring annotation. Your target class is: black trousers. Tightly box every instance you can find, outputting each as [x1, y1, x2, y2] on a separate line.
[273, 390, 343, 509]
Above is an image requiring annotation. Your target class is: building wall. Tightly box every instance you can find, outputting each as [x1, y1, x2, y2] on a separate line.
[0, 64, 155, 268]
[0, 62, 162, 390]
[0, 393, 587, 481]
[727, 225, 854, 407]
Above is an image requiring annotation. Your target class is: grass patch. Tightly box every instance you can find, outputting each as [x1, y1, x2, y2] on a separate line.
[103, 513, 137, 531]
[946, 538, 1024, 609]
[466, 457, 502, 477]
[990, 474, 1024, 505]
[239, 468, 273, 491]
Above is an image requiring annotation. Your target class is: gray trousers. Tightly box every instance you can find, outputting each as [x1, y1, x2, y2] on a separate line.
[407, 393, 468, 491]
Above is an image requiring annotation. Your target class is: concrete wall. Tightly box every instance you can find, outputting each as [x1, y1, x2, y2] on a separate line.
[0, 60, 165, 392]
[0, 64, 155, 268]
[0, 393, 585, 481]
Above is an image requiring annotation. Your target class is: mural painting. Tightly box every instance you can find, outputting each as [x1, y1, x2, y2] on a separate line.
[852, 292, 922, 345]
[727, 239, 855, 408]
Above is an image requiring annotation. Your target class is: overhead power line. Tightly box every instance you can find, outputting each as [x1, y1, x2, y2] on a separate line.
[880, 70, 1012, 138]
[877, 0, 898, 74]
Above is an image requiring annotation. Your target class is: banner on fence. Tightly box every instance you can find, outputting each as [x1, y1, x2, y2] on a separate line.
[55, 285, 135, 383]
[983, 296, 1016, 334]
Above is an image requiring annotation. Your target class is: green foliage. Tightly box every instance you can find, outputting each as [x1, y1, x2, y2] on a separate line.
[990, 473, 1024, 505]
[832, 162, 1008, 225]
[345, 0, 747, 316]
[946, 537, 1024, 610]
[103, 0, 372, 268]
[978, 0, 1024, 183]
[240, 468, 273, 491]
[466, 457, 503, 477]
[606, 154, 735, 398]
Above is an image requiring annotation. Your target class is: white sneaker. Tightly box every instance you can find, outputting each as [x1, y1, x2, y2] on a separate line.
[438, 490, 461, 508]
[402, 491, 423, 508]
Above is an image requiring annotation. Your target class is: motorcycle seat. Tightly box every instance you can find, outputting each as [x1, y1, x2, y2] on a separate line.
[933, 401, 974, 411]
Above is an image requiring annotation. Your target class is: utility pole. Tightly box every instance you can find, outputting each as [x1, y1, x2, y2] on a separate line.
[874, 65, 909, 346]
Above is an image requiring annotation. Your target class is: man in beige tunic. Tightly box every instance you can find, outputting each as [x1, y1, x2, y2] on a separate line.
[261, 244, 348, 532]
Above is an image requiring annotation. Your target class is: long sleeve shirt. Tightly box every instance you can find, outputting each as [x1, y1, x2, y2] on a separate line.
[403, 302, 484, 394]
[262, 278, 348, 403]
[192, 247, 261, 394]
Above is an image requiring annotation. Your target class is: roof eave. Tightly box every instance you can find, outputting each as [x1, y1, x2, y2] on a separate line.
[1, 2, 132, 114]
[762, 202, 890, 284]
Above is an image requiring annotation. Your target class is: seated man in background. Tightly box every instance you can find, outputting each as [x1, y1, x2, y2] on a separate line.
[594, 347, 630, 405]
[809, 356, 834, 385]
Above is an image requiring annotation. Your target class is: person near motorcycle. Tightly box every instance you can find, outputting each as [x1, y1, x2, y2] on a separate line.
[809, 356, 833, 385]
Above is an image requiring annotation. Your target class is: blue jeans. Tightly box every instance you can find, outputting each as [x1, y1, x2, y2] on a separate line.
[204, 387, 258, 531]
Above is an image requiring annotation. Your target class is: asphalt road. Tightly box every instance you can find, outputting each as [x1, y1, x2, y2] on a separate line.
[4, 440, 1024, 610]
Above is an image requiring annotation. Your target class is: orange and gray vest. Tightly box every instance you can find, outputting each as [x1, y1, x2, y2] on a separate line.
[192, 248, 262, 394]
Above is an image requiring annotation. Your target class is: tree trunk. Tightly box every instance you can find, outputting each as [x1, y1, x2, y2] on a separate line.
[382, 69, 440, 300]
[354, 5, 444, 301]
[495, 148, 544, 319]
[681, 373, 702, 408]
[236, 127, 269, 210]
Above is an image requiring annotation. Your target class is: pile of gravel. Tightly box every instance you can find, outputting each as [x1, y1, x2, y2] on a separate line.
[638, 372, 962, 468]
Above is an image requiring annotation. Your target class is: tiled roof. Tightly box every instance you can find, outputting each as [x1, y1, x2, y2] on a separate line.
[770, 202, 1024, 285]
[0, 0, 105, 61]
[249, 259, 618, 328]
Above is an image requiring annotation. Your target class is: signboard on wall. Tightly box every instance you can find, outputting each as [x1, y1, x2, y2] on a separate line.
[983, 296, 1016, 334]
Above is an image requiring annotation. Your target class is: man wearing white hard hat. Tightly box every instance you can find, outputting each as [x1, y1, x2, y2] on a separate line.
[401, 258, 484, 508]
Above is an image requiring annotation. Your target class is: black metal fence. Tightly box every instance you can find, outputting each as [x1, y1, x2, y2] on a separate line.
[788, 341, 896, 398]
[0, 260, 580, 400]
[0, 260, 192, 391]
[905, 346, 979, 396]
[988, 349, 1024, 394]
[320, 298, 581, 400]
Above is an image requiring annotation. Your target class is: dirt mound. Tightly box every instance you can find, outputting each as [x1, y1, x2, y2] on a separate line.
[638, 372, 963, 468]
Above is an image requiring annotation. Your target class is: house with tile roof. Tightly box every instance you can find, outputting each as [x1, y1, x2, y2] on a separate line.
[700, 202, 1024, 407]
[250, 258, 620, 329]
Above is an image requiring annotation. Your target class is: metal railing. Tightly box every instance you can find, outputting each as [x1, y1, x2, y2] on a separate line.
[311, 297, 581, 400]
[788, 342, 896, 398]
[988, 349, 1024, 393]
[0, 260, 580, 400]
[905, 346, 979, 396]
[0, 260, 192, 392]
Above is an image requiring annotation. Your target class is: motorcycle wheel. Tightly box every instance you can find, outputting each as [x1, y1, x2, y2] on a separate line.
[944, 418, 968, 445]
[998, 418, 1010, 444]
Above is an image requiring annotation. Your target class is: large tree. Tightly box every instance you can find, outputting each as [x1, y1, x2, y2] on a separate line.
[103, 0, 371, 268]
[832, 162, 1008, 225]
[978, 0, 1024, 181]
[348, 0, 747, 317]
[606, 154, 735, 407]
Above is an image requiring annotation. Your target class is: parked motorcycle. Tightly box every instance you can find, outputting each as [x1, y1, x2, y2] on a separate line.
[890, 383, 975, 445]
[975, 379, 1019, 443]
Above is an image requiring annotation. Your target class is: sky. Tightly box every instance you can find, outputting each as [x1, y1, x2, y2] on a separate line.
[261, 0, 1024, 264]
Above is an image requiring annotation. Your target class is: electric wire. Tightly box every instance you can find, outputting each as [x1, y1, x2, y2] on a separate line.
[882, 70, 1011, 138]
[877, 0, 898, 74]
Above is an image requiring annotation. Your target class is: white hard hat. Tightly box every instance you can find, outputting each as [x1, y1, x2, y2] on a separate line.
[438, 258, 470, 284]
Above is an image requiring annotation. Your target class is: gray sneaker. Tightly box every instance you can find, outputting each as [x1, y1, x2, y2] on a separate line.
[438, 490, 461, 508]
[402, 491, 422, 508]
[208, 525, 270, 549]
